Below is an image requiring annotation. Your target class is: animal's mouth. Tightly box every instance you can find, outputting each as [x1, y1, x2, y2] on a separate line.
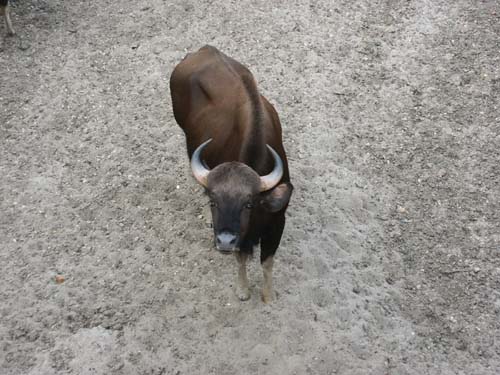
[215, 244, 238, 254]
[217, 249, 234, 255]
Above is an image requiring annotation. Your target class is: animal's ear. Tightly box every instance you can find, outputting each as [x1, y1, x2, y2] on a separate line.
[259, 183, 293, 213]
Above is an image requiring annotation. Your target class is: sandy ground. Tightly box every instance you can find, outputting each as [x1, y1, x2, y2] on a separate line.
[1, 0, 499, 374]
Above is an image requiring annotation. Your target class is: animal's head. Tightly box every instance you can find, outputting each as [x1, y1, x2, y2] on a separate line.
[191, 139, 293, 253]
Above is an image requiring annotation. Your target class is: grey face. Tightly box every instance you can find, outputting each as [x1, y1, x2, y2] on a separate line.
[207, 162, 261, 253]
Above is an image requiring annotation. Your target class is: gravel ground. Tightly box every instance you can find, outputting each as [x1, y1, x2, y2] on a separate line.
[1, 0, 499, 374]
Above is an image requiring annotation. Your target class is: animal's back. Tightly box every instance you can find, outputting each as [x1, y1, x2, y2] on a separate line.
[170, 45, 253, 127]
[170, 46, 273, 168]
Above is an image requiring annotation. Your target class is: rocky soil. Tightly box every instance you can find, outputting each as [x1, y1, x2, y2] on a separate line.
[1, 0, 499, 374]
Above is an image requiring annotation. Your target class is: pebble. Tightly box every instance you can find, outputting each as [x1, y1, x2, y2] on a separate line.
[55, 275, 65, 284]
[19, 42, 30, 51]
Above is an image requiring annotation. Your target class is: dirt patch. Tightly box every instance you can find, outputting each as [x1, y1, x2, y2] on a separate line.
[1, 0, 499, 374]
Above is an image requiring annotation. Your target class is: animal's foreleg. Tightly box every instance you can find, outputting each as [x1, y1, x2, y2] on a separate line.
[261, 256, 274, 303]
[235, 252, 250, 301]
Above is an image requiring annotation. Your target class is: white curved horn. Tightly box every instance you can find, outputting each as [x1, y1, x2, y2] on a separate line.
[191, 139, 212, 187]
[260, 145, 283, 192]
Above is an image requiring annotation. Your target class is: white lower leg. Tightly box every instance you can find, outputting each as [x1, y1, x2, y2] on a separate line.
[235, 252, 250, 301]
[4, 5, 15, 35]
[261, 256, 274, 303]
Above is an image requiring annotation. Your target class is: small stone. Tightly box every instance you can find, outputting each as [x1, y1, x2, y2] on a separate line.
[19, 42, 30, 51]
[55, 275, 65, 284]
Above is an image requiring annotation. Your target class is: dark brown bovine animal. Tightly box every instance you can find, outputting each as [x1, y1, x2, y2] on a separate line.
[170, 45, 293, 303]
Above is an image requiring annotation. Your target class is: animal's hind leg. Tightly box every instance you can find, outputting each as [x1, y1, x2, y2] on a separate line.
[2, 4, 15, 36]
[260, 214, 285, 303]
[234, 252, 250, 301]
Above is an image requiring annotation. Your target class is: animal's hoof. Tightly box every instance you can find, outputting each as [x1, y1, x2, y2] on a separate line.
[261, 291, 273, 304]
[237, 288, 251, 301]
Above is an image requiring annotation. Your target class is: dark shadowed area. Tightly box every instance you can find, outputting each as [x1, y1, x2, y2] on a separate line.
[1, 0, 499, 374]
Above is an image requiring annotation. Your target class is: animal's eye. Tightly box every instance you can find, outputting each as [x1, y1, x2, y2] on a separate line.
[245, 202, 253, 209]
[210, 201, 217, 208]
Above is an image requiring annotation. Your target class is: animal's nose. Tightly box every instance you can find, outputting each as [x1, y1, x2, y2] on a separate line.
[215, 231, 238, 252]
